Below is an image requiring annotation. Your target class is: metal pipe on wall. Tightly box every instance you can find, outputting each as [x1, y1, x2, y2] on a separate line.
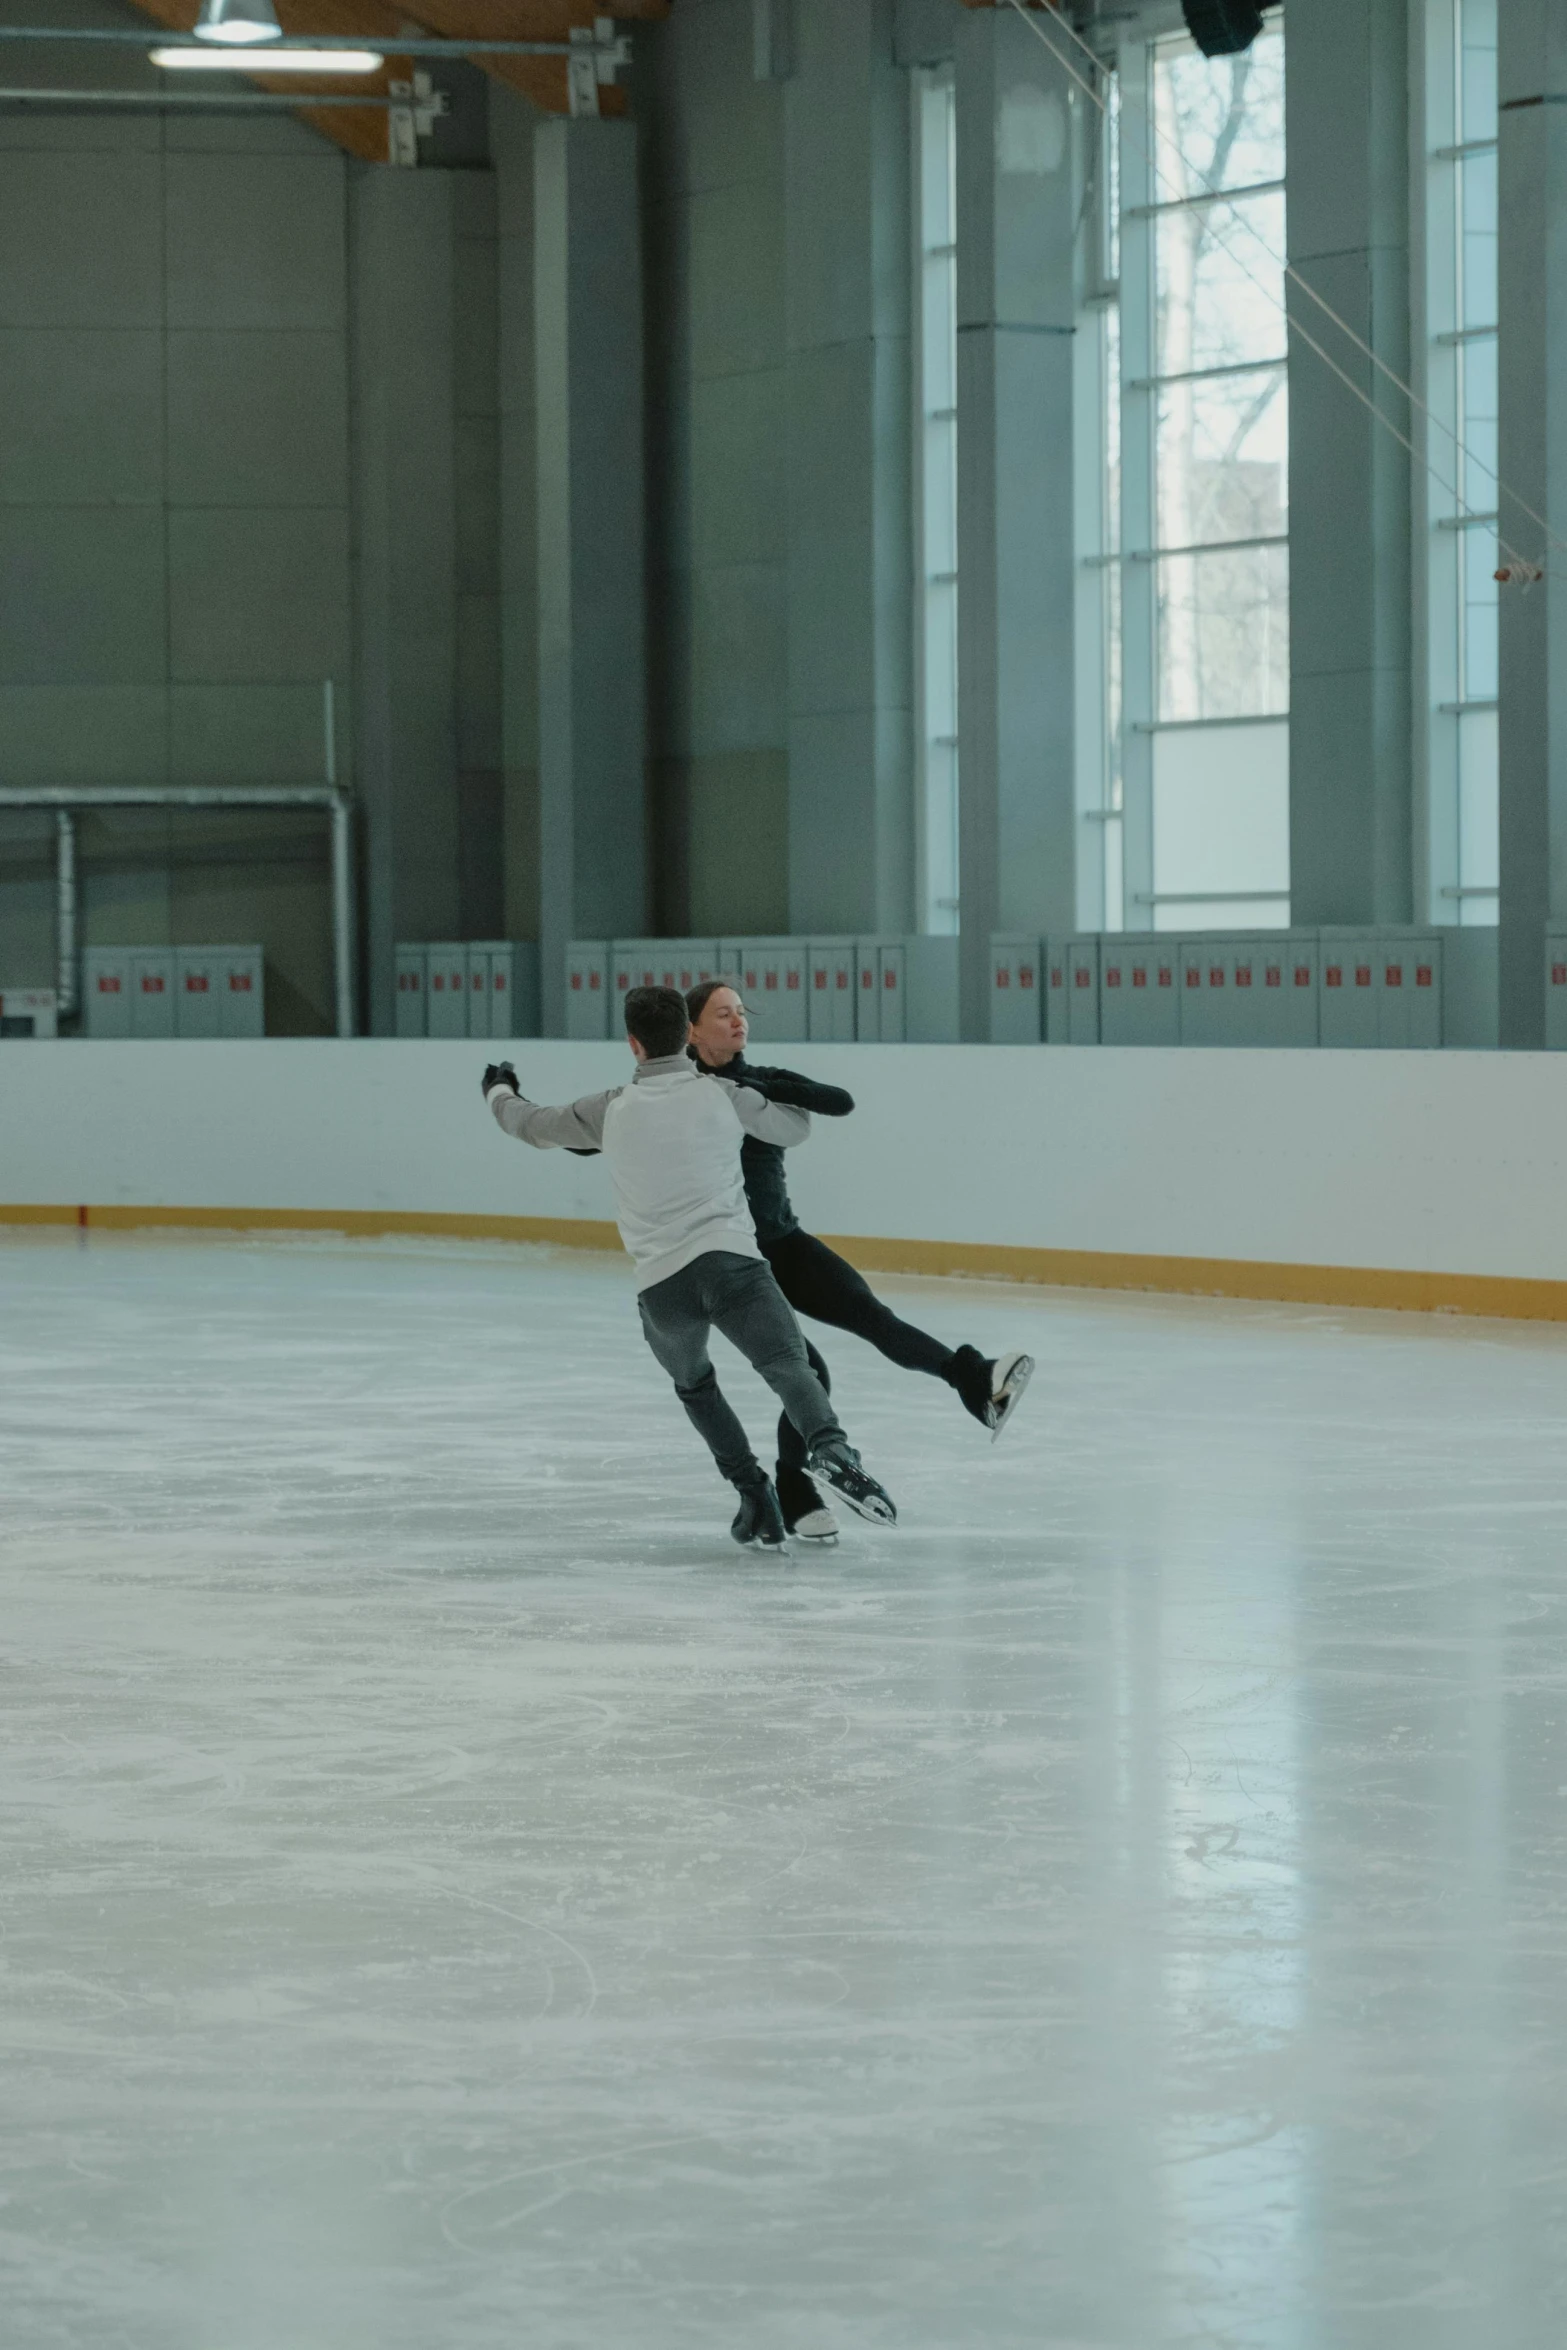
[329, 796, 356, 1041]
[0, 786, 356, 1039]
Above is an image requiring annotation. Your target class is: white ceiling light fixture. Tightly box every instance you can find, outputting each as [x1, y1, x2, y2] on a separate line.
[152, 41, 384, 69]
[192, 0, 283, 43]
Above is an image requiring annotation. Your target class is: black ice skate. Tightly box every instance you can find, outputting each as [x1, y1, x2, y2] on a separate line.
[987, 1349, 1035, 1443]
[731, 1476, 790, 1552]
[949, 1344, 1000, 1429]
[948, 1344, 1035, 1443]
[806, 1439, 897, 1527]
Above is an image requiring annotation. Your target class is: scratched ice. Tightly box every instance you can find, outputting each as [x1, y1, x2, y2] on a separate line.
[4, 1228, 1567, 2349]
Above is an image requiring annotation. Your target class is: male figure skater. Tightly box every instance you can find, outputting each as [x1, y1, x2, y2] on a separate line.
[685, 980, 1033, 1544]
[481, 984, 896, 1552]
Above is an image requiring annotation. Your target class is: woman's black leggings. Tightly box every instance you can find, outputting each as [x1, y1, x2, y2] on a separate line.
[763, 1228, 955, 1506]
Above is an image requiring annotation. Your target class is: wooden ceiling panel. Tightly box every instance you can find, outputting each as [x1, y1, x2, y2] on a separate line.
[126, 0, 664, 156]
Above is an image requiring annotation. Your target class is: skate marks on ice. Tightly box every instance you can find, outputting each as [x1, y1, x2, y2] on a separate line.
[7, 1237, 1567, 2345]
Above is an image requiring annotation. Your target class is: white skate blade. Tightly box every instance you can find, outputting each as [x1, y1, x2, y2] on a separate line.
[989, 1350, 1035, 1444]
[788, 1508, 840, 1544]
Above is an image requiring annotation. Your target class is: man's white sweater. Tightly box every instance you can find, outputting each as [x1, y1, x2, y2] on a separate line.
[487, 1052, 810, 1292]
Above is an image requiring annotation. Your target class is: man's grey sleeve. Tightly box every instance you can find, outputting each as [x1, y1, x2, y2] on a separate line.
[488, 1087, 615, 1151]
[715, 1077, 811, 1148]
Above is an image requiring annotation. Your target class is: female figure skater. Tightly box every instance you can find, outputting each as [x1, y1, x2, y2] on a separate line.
[685, 980, 1033, 1543]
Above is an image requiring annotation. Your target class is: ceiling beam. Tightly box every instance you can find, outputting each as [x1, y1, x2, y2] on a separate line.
[123, 0, 666, 157]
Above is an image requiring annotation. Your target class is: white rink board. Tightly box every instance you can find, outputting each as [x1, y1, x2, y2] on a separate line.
[5, 1040, 1567, 1283]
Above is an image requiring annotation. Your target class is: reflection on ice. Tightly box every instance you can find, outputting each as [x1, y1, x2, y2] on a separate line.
[3, 1231, 1566, 2348]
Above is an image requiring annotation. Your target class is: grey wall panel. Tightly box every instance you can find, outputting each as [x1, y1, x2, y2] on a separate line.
[353, 168, 461, 1032]
[534, 117, 647, 1026]
[78, 809, 173, 949]
[1286, 0, 1412, 928]
[1497, 1, 1567, 1044]
[782, 205, 912, 934]
[689, 179, 786, 378]
[1443, 926, 1498, 1049]
[0, 115, 162, 160]
[0, 124, 357, 1026]
[492, 88, 541, 952]
[785, 340, 878, 707]
[165, 808, 332, 1034]
[169, 684, 327, 784]
[894, 0, 956, 68]
[451, 168, 503, 940]
[165, 331, 349, 509]
[1291, 665, 1413, 925]
[0, 507, 166, 684]
[167, 509, 350, 683]
[660, 0, 779, 197]
[784, 0, 880, 357]
[164, 155, 347, 332]
[1286, 0, 1406, 275]
[689, 368, 787, 570]
[640, 0, 792, 945]
[688, 749, 788, 936]
[955, 4, 1078, 1036]
[0, 152, 163, 328]
[453, 175, 500, 400]
[456, 596, 504, 771]
[160, 114, 328, 160]
[788, 704, 910, 935]
[455, 415, 501, 594]
[690, 564, 787, 752]
[0, 807, 54, 989]
[0, 685, 167, 784]
[0, 329, 163, 506]
[1287, 253, 1409, 684]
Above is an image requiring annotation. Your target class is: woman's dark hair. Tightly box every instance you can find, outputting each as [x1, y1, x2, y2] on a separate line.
[685, 977, 743, 1025]
[623, 985, 691, 1059]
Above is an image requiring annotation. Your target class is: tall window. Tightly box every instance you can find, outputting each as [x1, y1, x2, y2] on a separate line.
[1421, 0, 1498, 926]
[1105, 19, 1290, 930]
[913, 67, 959, 937]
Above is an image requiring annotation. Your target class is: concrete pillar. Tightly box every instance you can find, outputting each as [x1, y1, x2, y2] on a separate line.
[1285, 0, 1412, 924]
[1497, 3, 1567, 1047]
[954, 6, 1077, 1040]
[534, 118, 646, 1035]
[782, 0, 914, 937]
[492, 90, 542, 953]
[351, 170, 459, 1036]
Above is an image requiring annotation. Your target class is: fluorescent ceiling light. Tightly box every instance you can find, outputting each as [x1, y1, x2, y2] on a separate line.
[153, 42, 384, 70]
[192, 0, 283, 42]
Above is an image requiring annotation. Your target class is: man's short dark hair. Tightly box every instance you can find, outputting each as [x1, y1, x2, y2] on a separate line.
[624, 985, 690, 1059]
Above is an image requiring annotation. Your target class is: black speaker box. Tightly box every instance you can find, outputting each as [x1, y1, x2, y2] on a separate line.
[1180, 0, 1267, 58]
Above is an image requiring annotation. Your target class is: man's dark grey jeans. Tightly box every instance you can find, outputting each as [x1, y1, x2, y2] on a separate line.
[637, 1250, 844, 1488]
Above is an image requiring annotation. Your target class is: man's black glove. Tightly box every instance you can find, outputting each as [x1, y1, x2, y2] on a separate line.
[482, 1060, 520, 1100]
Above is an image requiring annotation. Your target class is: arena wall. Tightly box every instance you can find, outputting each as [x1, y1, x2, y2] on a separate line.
[5, 1041, 1567, 1320]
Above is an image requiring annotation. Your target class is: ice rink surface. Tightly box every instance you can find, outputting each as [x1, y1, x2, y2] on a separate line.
[5, 1230, 1567, 2349]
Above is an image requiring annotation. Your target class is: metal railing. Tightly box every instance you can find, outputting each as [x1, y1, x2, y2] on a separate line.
[0, 786, 356, 1038]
